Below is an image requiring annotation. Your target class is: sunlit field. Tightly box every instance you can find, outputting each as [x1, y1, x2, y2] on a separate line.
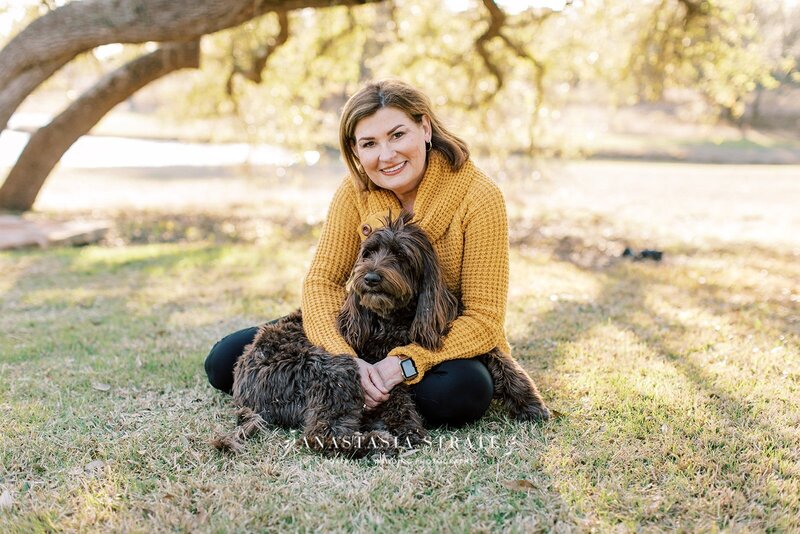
[1, 159, 799, 531]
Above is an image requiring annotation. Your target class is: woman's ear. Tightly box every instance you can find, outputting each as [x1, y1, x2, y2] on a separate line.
[421, 114, 432, 142]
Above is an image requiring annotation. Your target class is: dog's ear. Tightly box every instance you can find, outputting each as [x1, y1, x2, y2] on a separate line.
[337, 288, 371, 353]
[409, 233, 459, 351]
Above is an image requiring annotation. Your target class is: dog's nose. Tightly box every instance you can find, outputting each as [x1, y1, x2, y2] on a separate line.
[364, 272, 382, 286]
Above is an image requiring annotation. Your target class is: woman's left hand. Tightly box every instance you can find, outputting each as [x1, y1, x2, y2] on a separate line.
[374, 356, 405, 391]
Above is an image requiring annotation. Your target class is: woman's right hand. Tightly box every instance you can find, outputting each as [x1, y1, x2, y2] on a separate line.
[354, 358, 389, 409]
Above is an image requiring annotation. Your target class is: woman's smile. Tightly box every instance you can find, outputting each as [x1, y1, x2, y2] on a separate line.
[380, 161, 407, 175]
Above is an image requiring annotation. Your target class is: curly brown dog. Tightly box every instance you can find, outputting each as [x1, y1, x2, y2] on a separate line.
[212, 212, 549, 458]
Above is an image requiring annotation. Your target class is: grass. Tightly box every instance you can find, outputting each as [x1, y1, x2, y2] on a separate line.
[1, 161, 799, 532]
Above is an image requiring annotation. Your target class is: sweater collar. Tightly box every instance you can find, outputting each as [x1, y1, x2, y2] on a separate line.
[363, 151, 475, 242]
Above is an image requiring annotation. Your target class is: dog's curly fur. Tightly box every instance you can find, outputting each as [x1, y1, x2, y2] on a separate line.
[212, 212, 550, 458]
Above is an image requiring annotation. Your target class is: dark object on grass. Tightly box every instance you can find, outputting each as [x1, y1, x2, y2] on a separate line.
[212, 213, 550, 458]
[622, 247, 663, 262]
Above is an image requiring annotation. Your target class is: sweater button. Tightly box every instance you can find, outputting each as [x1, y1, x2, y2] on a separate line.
[361, 224, 372, 236]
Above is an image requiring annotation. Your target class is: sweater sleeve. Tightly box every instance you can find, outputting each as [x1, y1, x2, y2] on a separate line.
[301, 178, 361, 357]
[388, 180, 510, 384]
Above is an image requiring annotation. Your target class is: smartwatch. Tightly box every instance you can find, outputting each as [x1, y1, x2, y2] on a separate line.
[399, 357, 418, 380]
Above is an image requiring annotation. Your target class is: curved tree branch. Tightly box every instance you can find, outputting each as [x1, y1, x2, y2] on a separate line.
[0, 40, 201, 211]
[0, 0, 382, 131]
[475, 0, 507, 92]
[226, 9, 291, 95]
[0, 56, 70, 127]
[0, 0, 379, 84]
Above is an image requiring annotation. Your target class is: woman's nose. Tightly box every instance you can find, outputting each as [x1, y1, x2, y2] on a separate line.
[378, 143, 395, 161]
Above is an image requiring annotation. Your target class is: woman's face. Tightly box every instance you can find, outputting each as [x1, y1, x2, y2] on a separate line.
[353, 107, 431, 202]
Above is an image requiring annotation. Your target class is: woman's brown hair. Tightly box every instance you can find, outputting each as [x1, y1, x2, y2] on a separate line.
[339, 79, 470, 190]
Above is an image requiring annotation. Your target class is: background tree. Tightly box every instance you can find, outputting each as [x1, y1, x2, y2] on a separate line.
[0, 0, 383, 211]
[0, 0, 795, 212]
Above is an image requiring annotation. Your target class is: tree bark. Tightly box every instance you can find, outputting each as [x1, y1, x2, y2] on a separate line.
[0, 41, 200, 211]
[0, 0, 381, 130]
[0, 57, 71, 130]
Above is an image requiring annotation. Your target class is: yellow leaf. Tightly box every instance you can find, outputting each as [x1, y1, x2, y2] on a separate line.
[502, 479, 536, 491]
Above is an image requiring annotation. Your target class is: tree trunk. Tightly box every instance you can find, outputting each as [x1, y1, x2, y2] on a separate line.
[0, 0, 382, 131]
[0, 0, 384, 212]
[0, 41, 200, 212]
[0, 57, 71, 130]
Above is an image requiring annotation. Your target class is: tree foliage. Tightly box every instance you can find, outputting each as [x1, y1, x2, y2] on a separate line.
[164, 0, 794, 156]
[0, 0, 796, 211]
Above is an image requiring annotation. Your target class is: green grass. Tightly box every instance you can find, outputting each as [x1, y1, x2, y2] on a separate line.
[1, 199, 799, 532]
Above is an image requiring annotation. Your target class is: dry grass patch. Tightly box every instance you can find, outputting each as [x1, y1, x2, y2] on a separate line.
[2, 188, 799, 531]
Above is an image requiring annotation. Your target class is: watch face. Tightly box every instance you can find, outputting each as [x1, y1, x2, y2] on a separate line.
[401, 358, 417, 378]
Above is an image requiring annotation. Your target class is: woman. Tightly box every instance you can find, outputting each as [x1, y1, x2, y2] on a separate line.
[205, 79, 511, 427]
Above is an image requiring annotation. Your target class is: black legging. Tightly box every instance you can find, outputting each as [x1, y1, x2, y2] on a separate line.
[204, 323, 494, 428]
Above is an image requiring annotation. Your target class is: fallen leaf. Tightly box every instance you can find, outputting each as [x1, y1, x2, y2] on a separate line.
[0, 490, 14, 511]
[550, 409, 567, 419]
[91, 382, 111, 392]
[502, 479, 536, 491]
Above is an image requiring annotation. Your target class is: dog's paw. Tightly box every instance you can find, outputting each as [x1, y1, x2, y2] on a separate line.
[395, 428, 427, 449]
[360, 430, 400, 459]
[210, 434, 244, 453]
[514, 403, 551, 422]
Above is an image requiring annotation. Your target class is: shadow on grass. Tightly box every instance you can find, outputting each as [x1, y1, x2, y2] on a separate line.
[0, 243, 232, 373]
[507, 215, 799, 526]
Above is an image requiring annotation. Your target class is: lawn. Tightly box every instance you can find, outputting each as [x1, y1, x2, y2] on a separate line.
[1, 159, 799, 531]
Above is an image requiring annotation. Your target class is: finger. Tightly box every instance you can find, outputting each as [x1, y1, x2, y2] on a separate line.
[360, 371, 384, 404]
[368, 368, 389, 394]
[364, 390, 383, 409]
[368, 377, 389, 402]
[364, 385, 386, 407]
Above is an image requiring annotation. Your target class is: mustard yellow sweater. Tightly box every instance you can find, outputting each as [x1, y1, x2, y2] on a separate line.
[301, 151, 512, 384]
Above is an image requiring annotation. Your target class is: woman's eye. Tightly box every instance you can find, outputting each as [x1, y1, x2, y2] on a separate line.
[393, 131, 404, 139]
[361, 141, 374, 149]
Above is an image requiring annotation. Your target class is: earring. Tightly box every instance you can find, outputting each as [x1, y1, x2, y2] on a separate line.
[425, 140, 432, 152]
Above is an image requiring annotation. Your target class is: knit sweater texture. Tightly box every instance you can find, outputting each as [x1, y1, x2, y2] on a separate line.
[301, 150, 512, 384]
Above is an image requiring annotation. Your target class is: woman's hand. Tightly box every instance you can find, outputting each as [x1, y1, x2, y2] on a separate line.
[354, 358, 389, 410]
[374, 356, 405, 391]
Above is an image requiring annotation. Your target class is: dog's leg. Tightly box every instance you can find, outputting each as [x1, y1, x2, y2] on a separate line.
[299, 356, 398, 459]
[299, 427, 398, 459]
[301, 402, 398, 459]
[369, 388, 427, 448]
[211, 405, 267, 453]
[484, 351, 550, 422]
